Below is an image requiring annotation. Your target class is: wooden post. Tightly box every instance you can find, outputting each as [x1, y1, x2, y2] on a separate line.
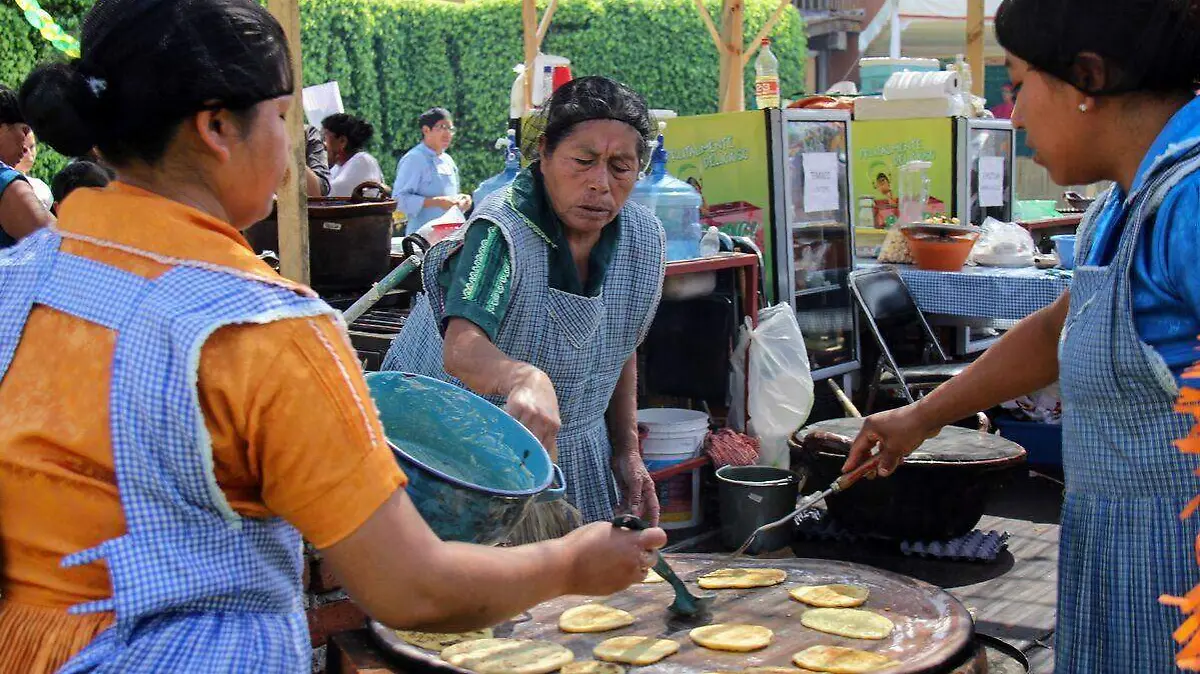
[523, 0, 538, 112]
[267, 0, 310, 285]
[741, 0, 791, 67]
[719, 0, 744, 112]
[966, 0, 985, 96]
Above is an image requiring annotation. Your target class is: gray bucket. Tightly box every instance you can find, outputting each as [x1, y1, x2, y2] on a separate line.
[716, 465, 801, 555]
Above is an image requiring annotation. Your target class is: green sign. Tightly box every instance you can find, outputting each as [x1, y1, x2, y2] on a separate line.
[850, 118, 954, 230]
[664, 111, 775, 299]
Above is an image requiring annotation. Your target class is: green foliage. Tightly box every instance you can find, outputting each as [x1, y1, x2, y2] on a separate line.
[2, 0, 805, 190]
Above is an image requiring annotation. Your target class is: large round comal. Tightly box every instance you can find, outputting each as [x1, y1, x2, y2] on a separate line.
[366, 372, 564, 544]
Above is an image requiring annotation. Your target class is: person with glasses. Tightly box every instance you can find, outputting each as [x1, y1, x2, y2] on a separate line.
[392, 107, 471, 234]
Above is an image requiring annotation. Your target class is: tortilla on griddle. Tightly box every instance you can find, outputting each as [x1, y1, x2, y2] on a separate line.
[394, 628, 493, 651]
[560, 661, 626, 674]
[792, 645, 899, 673]
[593, 636, 680, 665]
[441, 637, 574, 674]
[697, 568, 787, 589]
[689, 624, 774, 652]
[641, 569, 665, 584]
[707, 668, 823, 674]
[800, 608, 894, 640]
[789, 584, 870, 608]
[558, 604, 636, 633]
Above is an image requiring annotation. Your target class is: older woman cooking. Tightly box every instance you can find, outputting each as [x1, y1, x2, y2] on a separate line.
[842, 0, 1200, 671]
[384, 76, 666, 525]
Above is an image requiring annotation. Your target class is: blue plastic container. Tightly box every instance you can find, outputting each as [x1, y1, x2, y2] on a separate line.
[630, 134, 703, 261]
[473, 131, 522, 211]
[993, 415, 1063, 466]
[366, 372, 564, 544]
[1051, 234, 1077, 269]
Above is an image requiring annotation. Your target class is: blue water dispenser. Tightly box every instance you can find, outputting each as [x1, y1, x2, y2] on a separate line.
[629, 125, 703, 261]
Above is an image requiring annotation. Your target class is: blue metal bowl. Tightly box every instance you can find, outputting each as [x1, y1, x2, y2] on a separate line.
[365, 372, 564, 544]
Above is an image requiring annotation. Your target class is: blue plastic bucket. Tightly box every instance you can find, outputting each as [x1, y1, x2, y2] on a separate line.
[1051, 234, 1077, 269]
[365, 372, 564, 544]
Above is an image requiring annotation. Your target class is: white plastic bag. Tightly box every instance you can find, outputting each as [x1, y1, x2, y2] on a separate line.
[970, 216, 1036, 267]
[732, 304, 815, 468]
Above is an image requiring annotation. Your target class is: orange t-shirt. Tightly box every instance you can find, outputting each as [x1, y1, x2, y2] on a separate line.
[0, 183, 406, 672]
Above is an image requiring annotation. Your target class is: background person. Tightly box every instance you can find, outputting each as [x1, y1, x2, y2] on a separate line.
[392, 107, 470, 234]
[321, 112, 383, 197]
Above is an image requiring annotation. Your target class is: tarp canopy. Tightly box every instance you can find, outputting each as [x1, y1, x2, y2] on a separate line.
[860, 0, 1005, 61]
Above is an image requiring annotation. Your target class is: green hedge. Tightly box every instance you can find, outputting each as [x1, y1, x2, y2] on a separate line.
[3, 0, 806, 190]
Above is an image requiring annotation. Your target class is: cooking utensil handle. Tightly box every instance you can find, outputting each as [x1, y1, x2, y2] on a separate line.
[834, 454, 883, 491]
[342, 251, 423, 323]
[535, 464, 566, 503]
[612, 514, 649, 531]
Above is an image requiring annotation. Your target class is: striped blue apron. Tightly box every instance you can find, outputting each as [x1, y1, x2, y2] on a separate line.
[383, 184, 666, 522]
[0, 227, 336, 672]
[1056, 144, 1200, 672]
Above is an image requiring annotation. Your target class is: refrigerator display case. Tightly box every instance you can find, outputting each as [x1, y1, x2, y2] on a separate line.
[956, 118, 1017, 226]
[769, 109, 859, 380]
[849, 117, 1016, 234]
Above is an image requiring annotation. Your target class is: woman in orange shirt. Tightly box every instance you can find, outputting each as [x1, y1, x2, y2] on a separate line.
[1, 0, 664, 672]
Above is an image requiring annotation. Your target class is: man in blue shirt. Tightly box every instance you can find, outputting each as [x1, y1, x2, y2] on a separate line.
[391, 107, 471, 234]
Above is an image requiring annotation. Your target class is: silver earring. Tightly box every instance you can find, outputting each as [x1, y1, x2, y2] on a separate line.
[1078, 103, 1089, 112]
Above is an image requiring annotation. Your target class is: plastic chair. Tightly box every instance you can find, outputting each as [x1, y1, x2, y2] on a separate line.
[849, 267, 971, 413]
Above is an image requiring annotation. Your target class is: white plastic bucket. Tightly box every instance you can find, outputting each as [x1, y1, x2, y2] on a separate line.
[638, 408, 709, 460]
[639, 408, 709, 529]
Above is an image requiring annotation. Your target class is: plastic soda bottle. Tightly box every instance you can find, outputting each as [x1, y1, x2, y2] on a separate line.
[755, 38, 781, 109]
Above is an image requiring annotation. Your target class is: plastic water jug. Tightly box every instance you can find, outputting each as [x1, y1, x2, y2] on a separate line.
[629, 129, 703, 261]
[472, 130, 522, 210]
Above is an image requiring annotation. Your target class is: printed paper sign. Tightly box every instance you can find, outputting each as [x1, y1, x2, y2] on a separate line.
[803, 152, 840, 213]
[979, 156, 1005, 208]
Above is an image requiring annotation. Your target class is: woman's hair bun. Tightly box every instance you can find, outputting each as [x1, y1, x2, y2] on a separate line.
[19, 62, 103, 158]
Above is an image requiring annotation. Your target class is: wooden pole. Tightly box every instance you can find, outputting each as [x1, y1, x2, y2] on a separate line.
[694, 0, 722, 50]
[535, 0, 559, 44]
[523, 0, 538, 112]
[741, 0, 790, 67]
[966, 0, 985, 96]
[267, 0, 310, 285]
[719, 0, 744, 112]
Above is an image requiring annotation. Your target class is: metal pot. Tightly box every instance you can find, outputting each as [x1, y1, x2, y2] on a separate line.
[244, 181, 395, 291]
[365, 372, 564, 545]
[715, 466, 801, 554]
[790, 418, 1026, 541]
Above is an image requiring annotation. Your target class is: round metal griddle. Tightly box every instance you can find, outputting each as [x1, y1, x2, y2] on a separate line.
[371, 554, 974, 674]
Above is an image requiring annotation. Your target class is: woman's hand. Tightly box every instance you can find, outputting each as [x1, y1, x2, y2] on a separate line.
[455, 194, 473, 212]
[504, 366, 562, 460]
[842, 403, 941, 477]
[426, 195, 460, 210]
[613, 452, 660, 526]
[559, 521, 667, 596]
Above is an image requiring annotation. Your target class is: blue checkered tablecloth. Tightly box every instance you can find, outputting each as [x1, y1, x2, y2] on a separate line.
[856, 260, 1072, 321]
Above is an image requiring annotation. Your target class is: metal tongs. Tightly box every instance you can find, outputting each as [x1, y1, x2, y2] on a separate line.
[729, 380, 883, 559]
[612, 514, 714, 617]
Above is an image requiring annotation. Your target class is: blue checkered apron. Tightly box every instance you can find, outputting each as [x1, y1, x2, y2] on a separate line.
[0, 228, 337, 672]
[1055, 142, 1200, 673]
[384, 185, 665, 522]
